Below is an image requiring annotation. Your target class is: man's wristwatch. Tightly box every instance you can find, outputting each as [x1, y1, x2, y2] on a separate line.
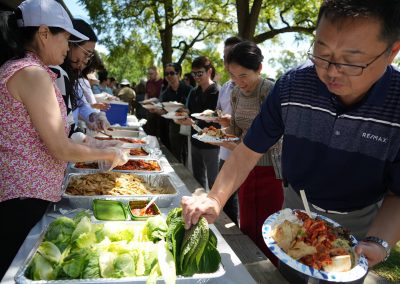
[363, 236, 391, 261]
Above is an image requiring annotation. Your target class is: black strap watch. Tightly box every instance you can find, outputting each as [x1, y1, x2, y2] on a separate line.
[363, 236, 391, 261]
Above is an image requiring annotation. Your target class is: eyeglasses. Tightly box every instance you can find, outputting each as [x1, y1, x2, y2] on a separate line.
[191, 70, 205, 78]
[308, 47, 389, 76]
[73, 43, 95, 62]
[165, 71, 177, 76]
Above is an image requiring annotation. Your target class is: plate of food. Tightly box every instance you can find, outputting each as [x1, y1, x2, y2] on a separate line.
[162, 110, 188, 120]
[191, 109, 220, 122]
[262, 208, 368, 282]
[192, 126, 239, 142]
[142, 102, 163, 110]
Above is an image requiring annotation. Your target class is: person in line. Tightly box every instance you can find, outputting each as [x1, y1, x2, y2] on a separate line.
[93, 69, 112, 95]
[175, 56, 220, 190]
[155, 63, 192, 163]
[0, 0, 127, 277]
[117, 79, 136, 114]
[143, 66, 163, 137]
[135, 79, 147, 119]
[183, 72, 197, 88]
[80, 56, 109, 111]
[182, 0, 400, 274]
[215, 41, 284, 264]
[215, 36, 242, 226]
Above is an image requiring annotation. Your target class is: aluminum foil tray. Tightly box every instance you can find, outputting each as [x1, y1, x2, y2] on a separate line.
[69, 158, 164, 174]
[15, 222, 225, 284]
[61, 172, 178, 208]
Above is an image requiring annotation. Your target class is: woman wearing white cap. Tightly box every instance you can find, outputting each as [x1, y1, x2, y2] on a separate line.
[0, 0, 128, 276]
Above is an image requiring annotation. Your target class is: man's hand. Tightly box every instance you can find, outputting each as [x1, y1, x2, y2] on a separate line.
[181, 195, 221, 229]
[355, 241, 388, 267]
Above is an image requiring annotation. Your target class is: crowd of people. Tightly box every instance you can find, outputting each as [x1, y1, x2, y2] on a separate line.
[1, 0, 400, 283]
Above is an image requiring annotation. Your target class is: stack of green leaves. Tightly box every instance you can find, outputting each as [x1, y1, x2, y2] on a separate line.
[165, 208, 221, 276]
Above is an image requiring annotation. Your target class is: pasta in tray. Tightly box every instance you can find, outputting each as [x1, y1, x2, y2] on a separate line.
[65, 172, 167, 196]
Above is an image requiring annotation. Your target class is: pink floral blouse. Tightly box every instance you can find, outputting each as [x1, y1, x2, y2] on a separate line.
[0, 52, 69, 202]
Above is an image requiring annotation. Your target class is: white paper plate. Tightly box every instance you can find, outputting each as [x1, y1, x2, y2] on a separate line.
[262, 209, 368, 282]
[162, 112, 188, 120]
[192, 133, 239, 143]
[191, 113, 219, 122]
[162, 101, 184, 107]
[142, 103, 163, 110]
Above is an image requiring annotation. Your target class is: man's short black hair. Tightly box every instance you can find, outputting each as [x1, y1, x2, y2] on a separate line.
[317, 0, 400, 45]
[224, 36, 243, 47]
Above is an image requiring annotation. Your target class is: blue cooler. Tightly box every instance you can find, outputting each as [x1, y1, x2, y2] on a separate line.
[105, 102, 129, 126]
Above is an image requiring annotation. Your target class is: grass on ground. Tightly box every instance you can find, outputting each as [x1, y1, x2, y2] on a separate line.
[372, 241, 400, 283]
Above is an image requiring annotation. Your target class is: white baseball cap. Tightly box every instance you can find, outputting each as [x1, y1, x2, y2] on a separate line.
[17, 0, 89, 41]
[120, 79, 130, 86]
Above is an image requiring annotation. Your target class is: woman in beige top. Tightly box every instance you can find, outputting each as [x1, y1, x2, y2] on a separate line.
[219, 41, 283, 264]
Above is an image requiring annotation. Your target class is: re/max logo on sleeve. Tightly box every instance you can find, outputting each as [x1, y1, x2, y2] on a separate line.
[362, 132, 388, 143]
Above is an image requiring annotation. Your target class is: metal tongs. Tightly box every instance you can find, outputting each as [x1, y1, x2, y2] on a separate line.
[99, 130, 112, 138]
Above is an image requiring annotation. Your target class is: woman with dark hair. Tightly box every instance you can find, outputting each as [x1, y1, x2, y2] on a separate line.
[175, 56, 220, 190]
[0, 0, 127, 278]
[155, 63, 192, 163]
[220, 41, 283, 263]
[51, 18, 111, 133]
[183, 72, 196, 88]
[80, 50, 109, 110]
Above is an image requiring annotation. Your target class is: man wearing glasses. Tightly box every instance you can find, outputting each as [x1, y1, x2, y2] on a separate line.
[182, 0, 400, 274]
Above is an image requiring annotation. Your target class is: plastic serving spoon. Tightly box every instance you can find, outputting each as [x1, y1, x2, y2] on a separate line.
[140, 196, 158, 214]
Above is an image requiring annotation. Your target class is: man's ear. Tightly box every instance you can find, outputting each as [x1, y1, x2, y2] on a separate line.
[388, 40, 400, 63]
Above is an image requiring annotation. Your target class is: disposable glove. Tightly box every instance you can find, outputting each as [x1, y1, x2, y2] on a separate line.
[87, 112, 111, 131]
[98, 147, 129, 171]
[70, 132, 123, 148]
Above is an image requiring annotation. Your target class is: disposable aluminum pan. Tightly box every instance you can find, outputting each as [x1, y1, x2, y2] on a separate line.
[69, 158, 164, 174]
[61, 172, 178, 208]
[14, 223, 225, 284]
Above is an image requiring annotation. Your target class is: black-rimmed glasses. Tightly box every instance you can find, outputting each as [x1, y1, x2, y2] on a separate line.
[308, 47, 389, 76]
[191, 70, 204, 78]
[165, 71, 178, 76]
[73, 42, 95, 62]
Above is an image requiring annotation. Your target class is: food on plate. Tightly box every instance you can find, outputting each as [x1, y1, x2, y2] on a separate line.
[271, 210, 353, 272]
[174, 110, 187, 117]
[200, 109, 218, 117]
[114, 159, 161, 171]
[65, 172, 166, 196]
[129, 148, 149, 156]
[95, 137, 146, 144]
[200, 126, 237, 140]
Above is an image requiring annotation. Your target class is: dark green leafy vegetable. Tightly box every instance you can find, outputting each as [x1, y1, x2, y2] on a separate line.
[166, 207, 221, 276]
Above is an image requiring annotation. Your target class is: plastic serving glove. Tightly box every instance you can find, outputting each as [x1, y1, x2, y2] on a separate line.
[71, 132, 123, 148]
[98, 148, 129, 171]
[87, 112, 111, 131]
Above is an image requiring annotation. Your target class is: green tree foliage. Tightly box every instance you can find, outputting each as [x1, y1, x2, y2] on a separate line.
[79, 0, 321, 81]
[236, 0, 320, 42]
[79, 0, 233, 69]
[268, 49, 307, 79]
[100, 31, 154, 84]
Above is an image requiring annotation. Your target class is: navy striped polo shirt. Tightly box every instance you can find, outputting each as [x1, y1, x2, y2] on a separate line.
[244, 63, 400, 211]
